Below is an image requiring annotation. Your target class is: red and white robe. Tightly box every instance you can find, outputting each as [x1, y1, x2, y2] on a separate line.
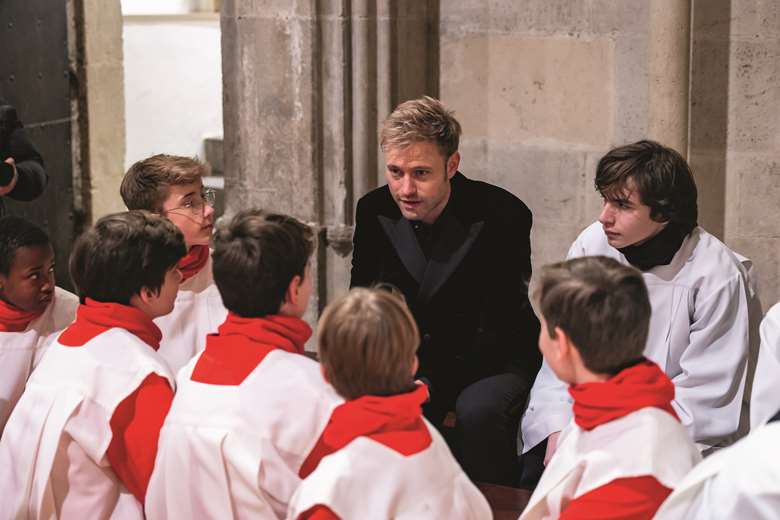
[520, 360, 701, 520]
[154, 245, 227, 374]
[146, 312, 341, 519]
[0, 286, 78, 434]
[0, 299, 174, 519]
[287, 385, 491, 520]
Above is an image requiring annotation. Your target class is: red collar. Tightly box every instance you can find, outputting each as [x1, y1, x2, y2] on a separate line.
[191, 312, 312, 385]
[0, 297, 45, 333]
[569, 359, 678, 431]
[178, 245, 209, 283]
[299, 384, 431, 478]
[58, 298, 162, 349]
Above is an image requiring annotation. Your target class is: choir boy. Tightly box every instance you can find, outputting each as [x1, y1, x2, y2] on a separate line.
[0, 211, 186, 519]
[146, 210, 340, 519]
[287, 287, 491, 520]
[121, 154, 227, 373]
[519, 256, 700, 520]
[0, 216, 78, 433]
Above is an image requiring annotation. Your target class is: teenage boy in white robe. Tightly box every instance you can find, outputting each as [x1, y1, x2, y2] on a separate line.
[520, 140, 754, 482]
[0, 211, 186, 519]
[287, 288, 491, 520]
[0, 216, 78, 434]
[519, 256, 700, 520]
[121, 154, 227, 373]
[655, 405, 780, 519]
[146, 210, 341, 519]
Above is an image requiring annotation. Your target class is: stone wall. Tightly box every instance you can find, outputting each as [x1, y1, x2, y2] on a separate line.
[440, 0, 691, 284]
[220, 0, 780, 308]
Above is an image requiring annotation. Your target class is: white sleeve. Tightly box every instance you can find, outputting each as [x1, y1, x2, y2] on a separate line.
[519, 361, 572, 452]
[518, 237, 587, 453]
[657, 467, 780, 520]
[750, 304, 780, 427]
[671, 273, 750, 446]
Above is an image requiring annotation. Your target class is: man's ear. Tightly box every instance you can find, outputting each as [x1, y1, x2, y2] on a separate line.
[446, 151, 460, 179]
[411, 354, 419, 377]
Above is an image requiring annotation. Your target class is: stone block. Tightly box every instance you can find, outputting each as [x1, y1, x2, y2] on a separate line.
[440, 0, 589, 36]
[84, 0, 123, 67]
[731, 153, 780, 238]
[730, 0, 780, 40]
[481, 144, 588, 226]
[692, 0, 731, 42]
[442, 33, 614, 148]
[728, 40, 780, 152]
[689, 151, 726, 239]
[689, 37, 731, 152]
[588, 0, 650, 36]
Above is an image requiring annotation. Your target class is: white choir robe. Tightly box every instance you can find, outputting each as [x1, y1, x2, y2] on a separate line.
[146, 350, 342, 520]
[655, 420, 780, 519]
[0, 286, 78, 434]
[522, 224, 755, 453]
[286, 421, 491, 520]
[154, 254, 227, 374]
[0, 328, 173, 520]
[520, 407, 701, 520]
[750, 302, 780, 427]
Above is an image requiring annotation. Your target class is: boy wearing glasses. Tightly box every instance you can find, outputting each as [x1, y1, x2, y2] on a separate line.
[121, 154, 227, 372]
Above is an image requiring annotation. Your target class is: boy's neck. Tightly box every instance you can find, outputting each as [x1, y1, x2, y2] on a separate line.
[572, 365, 611, 385]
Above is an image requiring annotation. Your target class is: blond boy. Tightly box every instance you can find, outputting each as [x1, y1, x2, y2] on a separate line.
[287, 288, 491, 520]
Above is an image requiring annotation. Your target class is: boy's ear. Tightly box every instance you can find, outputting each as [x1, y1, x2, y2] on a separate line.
[138, 286, 160, 305]
[551, 326, 574, 361]
[284, 274, 302, 307]
[411, 354, 419, 377]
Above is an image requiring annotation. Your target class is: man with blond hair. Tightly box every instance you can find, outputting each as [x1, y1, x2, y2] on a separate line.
[350, 96, 541, 485]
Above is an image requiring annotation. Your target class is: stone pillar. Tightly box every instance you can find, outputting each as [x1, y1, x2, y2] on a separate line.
[221, 0, 438, 324]
[72, 0, 127, 223]
[440, 0, 692, 276]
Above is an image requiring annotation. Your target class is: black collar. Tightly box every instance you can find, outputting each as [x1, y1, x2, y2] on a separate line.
[618, 221, 693, 272]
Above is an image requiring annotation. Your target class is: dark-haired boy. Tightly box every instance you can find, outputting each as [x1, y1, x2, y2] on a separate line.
[146, 210, 340, 519]
[287, 287, 491, 519]
[0, 211, 186, 519]
[522, 140, 754, 471]
[121, 154, 227, 373]
[0, 216, 78, 433]
[520, 256, 700, 520]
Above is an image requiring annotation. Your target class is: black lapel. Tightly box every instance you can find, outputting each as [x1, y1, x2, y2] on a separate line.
[769, 407, 780, 423]
[377, 215, 427, 285]
[417, 214, 484, 304]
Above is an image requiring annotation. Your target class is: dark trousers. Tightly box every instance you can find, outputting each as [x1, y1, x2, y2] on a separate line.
[424, 372, 531, 486]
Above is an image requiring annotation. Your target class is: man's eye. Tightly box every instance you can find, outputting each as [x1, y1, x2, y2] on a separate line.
[28, 273, 39, 280]
[414, 170, 429, 178]
[182, 200, 195, 209]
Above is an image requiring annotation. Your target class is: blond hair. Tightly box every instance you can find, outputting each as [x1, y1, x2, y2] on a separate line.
[380, 96, 461, 159]
[121, 154, 209, 211]
[318, 287, 419, 399]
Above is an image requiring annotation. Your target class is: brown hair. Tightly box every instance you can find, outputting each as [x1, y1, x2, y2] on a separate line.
[595, 140, 698, 232]
[69, 211, 186, 304]
[121, 154, 209, 212]
[212, 209, 314, 317]
[536, 256, 650, 374]
[380, 96, 462, 159]
[318, 287, 419, 400]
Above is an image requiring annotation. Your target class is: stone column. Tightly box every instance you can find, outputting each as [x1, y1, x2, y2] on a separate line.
[221, 0, 439, 322]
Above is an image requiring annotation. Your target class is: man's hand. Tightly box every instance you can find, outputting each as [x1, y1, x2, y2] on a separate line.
[0, 158, 18, 196]
[544, 431, 561, 466]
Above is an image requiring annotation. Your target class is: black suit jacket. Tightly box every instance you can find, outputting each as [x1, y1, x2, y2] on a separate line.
[351, 172, 541, 405]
